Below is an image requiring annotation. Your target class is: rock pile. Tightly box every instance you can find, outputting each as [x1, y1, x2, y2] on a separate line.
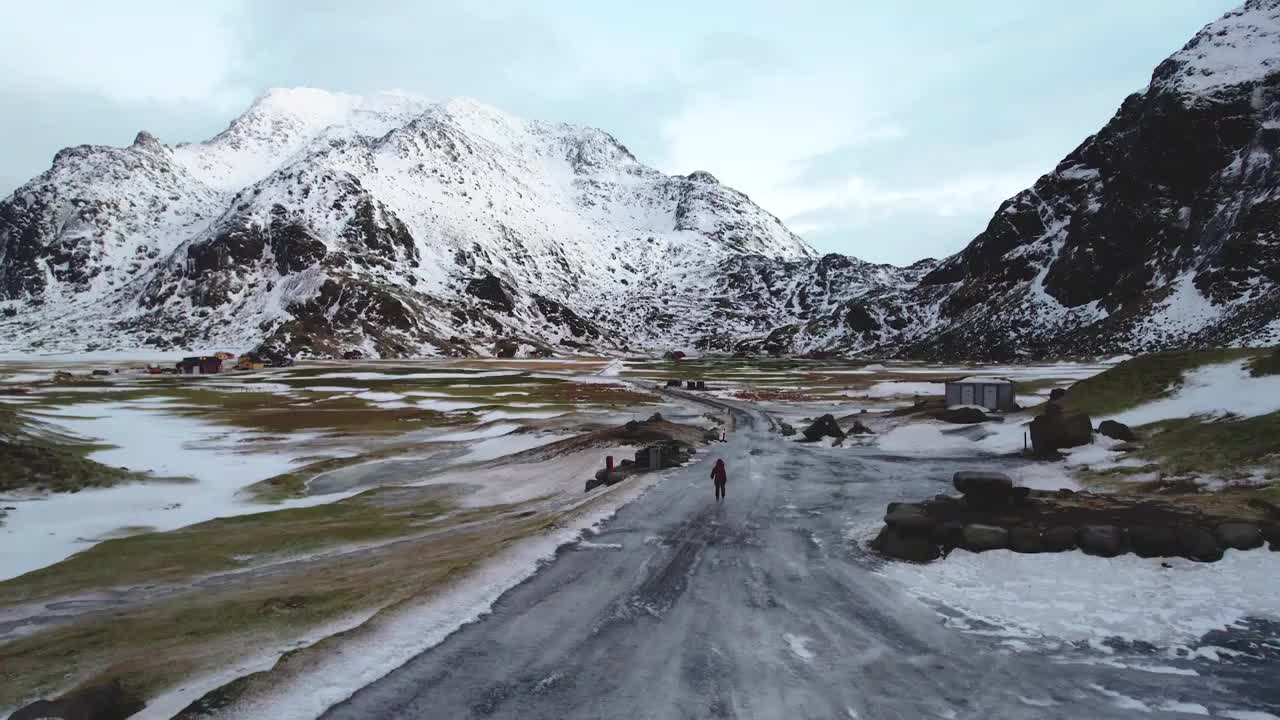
[871, 471, 1280, 563]
[584, 440, 695, 492]
[801, 414, 845, 442]
[937, 407, 992, 424]
[1097, 419, 1137, 442]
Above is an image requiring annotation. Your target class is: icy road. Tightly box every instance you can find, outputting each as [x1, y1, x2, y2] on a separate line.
[321, 400, 1278, 719]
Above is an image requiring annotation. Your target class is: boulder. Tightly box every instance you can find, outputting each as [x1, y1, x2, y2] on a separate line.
[1097, 420, 1137, 442]
[1009, 526, 1043, 554]
[1261, 523, 1280, 546]
[1029, 410, 1093, 455]
[1048, 387, 1067, 401]
[1041, 525, 1078, 552]
[847, 420, 874, 435]
[802, 414, 846, 442]
[1129, 525, 1179, 558]
[931, 520, 965, 546]
[780, 422, 796, 437]
[952, 471, 1013, 496]
[9, 679, 144, 720]
[884, 504, 935, 533]
[961, 524, 1009, 552]
[1176, 526, 1224, 562]
[1078, 525, 1125, 557]
[953, 471, 1019, 508]
[871, 526, 941, 563]
[648, 412, 664, 422]
[938, 407, 989, 424]
[1215, 522, 1263, 551]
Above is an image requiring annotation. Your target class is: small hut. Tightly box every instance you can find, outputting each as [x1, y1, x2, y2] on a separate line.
[945, 377, 1015, 412]
[176, 356, 223, 375]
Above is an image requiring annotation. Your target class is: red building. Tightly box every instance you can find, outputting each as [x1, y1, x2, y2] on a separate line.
[176, 356, 223, 375]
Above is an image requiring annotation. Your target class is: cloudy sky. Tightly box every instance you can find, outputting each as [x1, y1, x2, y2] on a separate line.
[0, 0, 1237, 265]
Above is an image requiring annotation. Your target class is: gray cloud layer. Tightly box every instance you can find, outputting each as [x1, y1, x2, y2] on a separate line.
[0, 0, 1237, 264]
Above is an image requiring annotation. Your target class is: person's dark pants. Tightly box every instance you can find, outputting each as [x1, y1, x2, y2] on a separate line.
[715, 480, 726, 500]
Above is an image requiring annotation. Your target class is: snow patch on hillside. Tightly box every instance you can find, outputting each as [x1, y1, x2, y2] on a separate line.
[1156, 0, 1280, 96]
[1110, 359, 1280, 426]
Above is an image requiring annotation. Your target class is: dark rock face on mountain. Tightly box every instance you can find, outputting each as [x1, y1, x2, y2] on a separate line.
[904, 0, 1280, 359]
[1, 3, 1278, 358]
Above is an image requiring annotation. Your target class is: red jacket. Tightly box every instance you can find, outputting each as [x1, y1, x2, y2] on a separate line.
[711, 460, 727, 483]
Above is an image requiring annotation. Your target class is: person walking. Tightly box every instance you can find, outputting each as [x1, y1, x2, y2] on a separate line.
[711, 458, 727, 501]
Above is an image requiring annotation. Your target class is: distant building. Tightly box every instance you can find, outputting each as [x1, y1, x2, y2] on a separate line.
[176, 356, 223, 375]
[945, 377, 1016, 411]
[234, 353, 266, 371]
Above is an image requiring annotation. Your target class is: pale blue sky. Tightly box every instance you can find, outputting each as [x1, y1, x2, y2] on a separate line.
[0, 1, 1238, 265]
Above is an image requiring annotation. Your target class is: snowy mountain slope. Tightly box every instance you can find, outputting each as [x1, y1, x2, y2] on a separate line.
[0, 92, 821, 356]
[885, 0, 1280, 359]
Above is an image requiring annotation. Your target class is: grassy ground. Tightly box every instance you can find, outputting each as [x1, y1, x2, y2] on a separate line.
[1249, 347, 1280, 377]
[0, 487, 461, 604]
[1059, 348, 1269, 416]
[1136, 411, 1280, 480]
[0, 498, 552, 711]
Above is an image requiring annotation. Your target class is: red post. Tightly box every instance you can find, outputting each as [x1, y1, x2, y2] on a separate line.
[606, 456, 614, 472]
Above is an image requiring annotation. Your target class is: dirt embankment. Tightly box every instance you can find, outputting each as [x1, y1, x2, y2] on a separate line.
[502, 415, 709, 464]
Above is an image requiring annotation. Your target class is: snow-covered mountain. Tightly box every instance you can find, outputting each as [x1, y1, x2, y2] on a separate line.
[1, 1, 1277, 359]
[0, 91, 822, 357]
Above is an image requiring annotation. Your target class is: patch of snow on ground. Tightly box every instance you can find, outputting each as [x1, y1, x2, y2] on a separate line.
[597, 359, 625, 377]
[1158, 701, 1209, 715]
[879, 550, 1280, 652]
[875, 424, 979, 454]
[784, 633, 815, 661]
[430, 423, 520, 442]
[852, 381, 944, 399]
[413, 398, 483, 412]
[0, 403, 349, 580]
[575, 541, 623, 551]
[355, 391, 404, 403]
[300, 371, 520, 381]
[410, 448, 631, 506]
[1110, 360, 1280, 427]
[1219, 711, 1280, 720]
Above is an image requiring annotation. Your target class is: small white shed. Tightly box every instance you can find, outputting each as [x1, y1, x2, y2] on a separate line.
[945, 377, 1016, 411]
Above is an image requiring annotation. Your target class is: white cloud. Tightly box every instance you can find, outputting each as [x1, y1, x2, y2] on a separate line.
[656, 71, 904, 211]
[782, 171, 1035, 221]
[0, 0, 248, 108]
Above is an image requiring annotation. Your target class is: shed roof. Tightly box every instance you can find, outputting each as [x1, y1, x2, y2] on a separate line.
[949, 376, 1012, 385]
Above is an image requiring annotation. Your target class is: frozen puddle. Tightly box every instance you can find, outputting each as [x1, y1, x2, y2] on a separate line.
[0, 403, 348, 581]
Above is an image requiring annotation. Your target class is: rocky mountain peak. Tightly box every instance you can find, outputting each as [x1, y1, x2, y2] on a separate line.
[1150, 0, 1280, 98]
